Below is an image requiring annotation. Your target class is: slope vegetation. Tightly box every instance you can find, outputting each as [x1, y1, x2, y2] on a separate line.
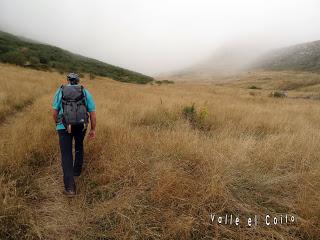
[168, 40, 320, 82]
[0, 31, 153, 84]
[254, 40, 320, 72]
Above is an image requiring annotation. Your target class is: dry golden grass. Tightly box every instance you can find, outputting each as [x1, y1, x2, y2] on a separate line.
[218, 70, 320, 99]
[0, 63, 63, 122]
[0, 64, 320, 239]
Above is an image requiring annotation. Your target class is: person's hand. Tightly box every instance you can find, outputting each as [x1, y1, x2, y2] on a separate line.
[88, 129, 96, 140]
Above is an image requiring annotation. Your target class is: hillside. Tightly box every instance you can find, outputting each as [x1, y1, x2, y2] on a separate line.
[0, 31, 153, 84]
[167, 40, 320, 82]
[166, 43, 266, 81]
[253, 40, 320, 72]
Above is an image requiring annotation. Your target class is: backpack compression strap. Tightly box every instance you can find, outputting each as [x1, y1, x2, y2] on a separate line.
[60, 84, 85, 101]
[60, 85, 65, 98]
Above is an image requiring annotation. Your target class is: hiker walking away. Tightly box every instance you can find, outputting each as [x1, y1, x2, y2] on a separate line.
[52, 73, 96, 197]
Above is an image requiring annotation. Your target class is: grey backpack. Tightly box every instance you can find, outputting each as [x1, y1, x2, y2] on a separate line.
[61, 85, 89, 128]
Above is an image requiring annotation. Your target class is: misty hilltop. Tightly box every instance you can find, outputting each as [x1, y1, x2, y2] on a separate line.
[168, 40, 320, 81]
[0, 31, 153, 84]
[181, 42, 268, 74]
[253, 40, 320, 72]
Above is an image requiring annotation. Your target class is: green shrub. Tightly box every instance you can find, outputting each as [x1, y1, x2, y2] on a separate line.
[89, 72, 96, 80]
[182, 103, 211, 131]
[29, 56, 40, 66]
[182, 103, 196, 120]
[248, 85, 261, 90]
[1, 51, 26, 66]
[162, 80, 174, 84]
[269, 91, 288, 98]
[154, 80, 174, 85]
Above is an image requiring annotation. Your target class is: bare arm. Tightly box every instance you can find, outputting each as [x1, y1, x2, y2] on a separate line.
[88, 111, 96, 139]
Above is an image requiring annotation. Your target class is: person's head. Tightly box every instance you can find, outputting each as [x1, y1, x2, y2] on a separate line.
[67, 73, 80, 85]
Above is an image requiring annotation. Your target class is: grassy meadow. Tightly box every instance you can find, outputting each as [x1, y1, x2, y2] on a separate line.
[0, 63, 320, 239]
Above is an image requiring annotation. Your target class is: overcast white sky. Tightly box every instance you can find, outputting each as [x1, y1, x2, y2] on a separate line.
[0, 0, 320, 75]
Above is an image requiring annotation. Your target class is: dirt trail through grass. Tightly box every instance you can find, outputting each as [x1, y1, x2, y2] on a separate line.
[0, 65, 107, 239]
[22, 93, 90, 240]
[32, 155, 85, 239]
[0, 89, 90, 239]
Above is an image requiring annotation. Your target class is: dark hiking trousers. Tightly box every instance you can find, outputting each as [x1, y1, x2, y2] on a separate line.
[58, 125, 86, 191]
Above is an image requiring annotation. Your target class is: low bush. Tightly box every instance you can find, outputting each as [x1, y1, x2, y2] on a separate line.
[182, 103, 211, 131]
[155, 80, 175, 85]
[269, 90, 288, 98]
[248, 85, 261, 90]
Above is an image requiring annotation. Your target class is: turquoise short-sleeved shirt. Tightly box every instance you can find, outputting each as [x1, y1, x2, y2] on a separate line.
[52, 84, 96, 130]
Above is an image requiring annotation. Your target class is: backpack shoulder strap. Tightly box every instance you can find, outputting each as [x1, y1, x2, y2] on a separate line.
[80, 85, 86, 97]
[60, 85, 65, 98]
[80, 85, 88, 108]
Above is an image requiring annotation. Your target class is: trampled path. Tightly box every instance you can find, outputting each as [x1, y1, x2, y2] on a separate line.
[0, 92, 89, 239]
[28, 94, 89, 239]
[32, 158, 86, 240]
